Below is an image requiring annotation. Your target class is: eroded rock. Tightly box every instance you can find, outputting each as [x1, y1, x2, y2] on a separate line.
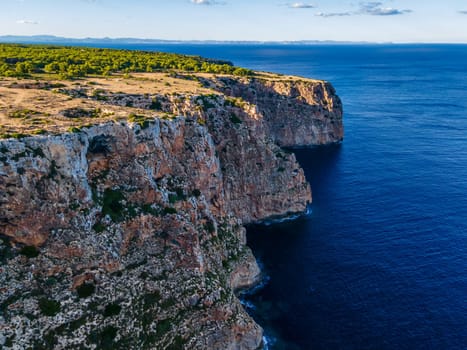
[0, 76, 342, 349]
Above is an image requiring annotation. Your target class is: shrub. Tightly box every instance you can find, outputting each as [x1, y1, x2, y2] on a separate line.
[68, 126, 81, 133]
[90, 326, 118, 350]
[77, 282, 95, 298]
[38, 298, 61, 316]
[128, 113, 152, 129]
[8, 109, 40, 119]
[20, 245, 39, 258]
[163, 207, 177, 215]
[102, 188, 125, 222]
[204, 221, 216, 233]
[92, 222, 106, 233]
[141, 204, 160, 216]
[31, 129, 47, 135]
[230, 113, 243, 124]
[10, 133, 29, 139]
[150, 98, 162, 110]
[103, 303, 122, 317]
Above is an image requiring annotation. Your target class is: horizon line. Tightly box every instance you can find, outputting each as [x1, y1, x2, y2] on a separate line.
[1, 34, 467, 45]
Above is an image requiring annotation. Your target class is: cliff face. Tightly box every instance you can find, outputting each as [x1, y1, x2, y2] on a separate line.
[211, 76, 343, 147]
[0, 75, 342, 349]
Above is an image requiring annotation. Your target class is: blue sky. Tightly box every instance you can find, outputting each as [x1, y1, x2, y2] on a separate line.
[3, 0, 467, 43]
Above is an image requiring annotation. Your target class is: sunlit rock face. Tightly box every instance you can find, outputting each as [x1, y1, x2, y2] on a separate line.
[0, 75, 342, 349]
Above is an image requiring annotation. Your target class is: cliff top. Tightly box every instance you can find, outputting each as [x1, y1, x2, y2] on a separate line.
[0, 44, 324, 139]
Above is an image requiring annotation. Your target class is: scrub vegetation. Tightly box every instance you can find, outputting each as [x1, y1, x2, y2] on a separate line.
[0, 44, 253, 79]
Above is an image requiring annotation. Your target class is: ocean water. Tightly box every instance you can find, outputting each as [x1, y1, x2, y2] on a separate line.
[46, 42, 467, 349]
[141, 44, 467, 350]
[233, 45, 467, 350]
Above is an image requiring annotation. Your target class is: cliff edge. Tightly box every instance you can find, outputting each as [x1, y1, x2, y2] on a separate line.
[0, 72, 343, 349]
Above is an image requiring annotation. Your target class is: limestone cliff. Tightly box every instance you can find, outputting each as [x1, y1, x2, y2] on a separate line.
[209, 75, 343, 147]
[0, 73, 342, 349]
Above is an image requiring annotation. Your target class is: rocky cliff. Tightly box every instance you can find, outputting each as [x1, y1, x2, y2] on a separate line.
[0, 73, 343, 349]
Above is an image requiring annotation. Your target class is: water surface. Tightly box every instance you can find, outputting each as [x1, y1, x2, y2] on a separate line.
[43, 42, 467, 349]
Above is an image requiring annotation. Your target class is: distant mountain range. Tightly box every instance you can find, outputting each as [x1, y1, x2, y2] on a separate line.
[0, 35, 375, 45]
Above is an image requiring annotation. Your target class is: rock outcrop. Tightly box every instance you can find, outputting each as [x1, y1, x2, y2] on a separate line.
[0, 74, 342, 349]
[211, 76, 343, 147]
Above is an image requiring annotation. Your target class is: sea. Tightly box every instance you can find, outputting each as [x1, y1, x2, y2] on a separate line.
[34, 42, 467, 349]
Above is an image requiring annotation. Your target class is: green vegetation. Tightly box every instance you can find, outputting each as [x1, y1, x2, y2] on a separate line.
[38, 298, 61, 317]
[62, 107, 101, 119]
[89, 326, 118, 350]
[19, 245, 40, 258]
[224, 96, 247, 109]
[141, 204, 160, 216]
[92, 222, 106, 233]
[128, 113, 153, 129]
[31, 129, 47, 135]
[4, 337, 14, 347]
[168, 335, 186, 350]
[150, 98, 163, 110]
[156, 319, 172, 335]
[143, 291, 162, 308]
[30, 146, 45, 158]
[67, 126, 82, 133]
[101, 188, 125, 222]
[103, 303, 122, 317]
[229, 113, 243, 124]
[8, 109, 40, 119]
[204, 221, 216, 234]
[163, 207, 177, 215]
[0, 236, 13, 265]
[76, 282, 95, 298]
[47, 160, 58, 179]
[1, 132, 29, 139]
[168, 188, 186, 204]
[0, 44, 254, 79]
[195, 94, 218, 111]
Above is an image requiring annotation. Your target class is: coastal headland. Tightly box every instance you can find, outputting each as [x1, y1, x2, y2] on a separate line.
[0, 44, 342, 349]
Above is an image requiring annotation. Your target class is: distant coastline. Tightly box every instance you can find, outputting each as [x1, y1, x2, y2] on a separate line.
[2, 34, 466, 46]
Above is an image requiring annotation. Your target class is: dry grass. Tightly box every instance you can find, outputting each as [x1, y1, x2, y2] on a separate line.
[0, 70, 309, 138]
[0, 72, 216, 137]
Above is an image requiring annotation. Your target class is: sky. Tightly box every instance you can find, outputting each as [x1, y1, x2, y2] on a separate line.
[2, 0, 467, 43]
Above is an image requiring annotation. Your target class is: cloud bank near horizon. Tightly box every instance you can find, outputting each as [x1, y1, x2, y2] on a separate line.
[315, 2, 412, 18]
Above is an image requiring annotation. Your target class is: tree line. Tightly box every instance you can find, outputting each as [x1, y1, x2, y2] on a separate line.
[0, 44, 253, 79]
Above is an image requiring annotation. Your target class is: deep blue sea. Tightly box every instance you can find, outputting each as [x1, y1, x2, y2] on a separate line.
[46, 42, 467, 349]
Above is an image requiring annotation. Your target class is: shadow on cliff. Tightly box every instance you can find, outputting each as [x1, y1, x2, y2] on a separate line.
[207, 76, 344, 147]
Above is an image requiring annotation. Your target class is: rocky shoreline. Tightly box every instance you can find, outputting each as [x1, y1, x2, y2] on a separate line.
[0, 73, 342, 349]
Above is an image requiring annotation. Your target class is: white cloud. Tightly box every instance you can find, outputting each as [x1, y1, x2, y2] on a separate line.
[315, 1, 411, 18]
[288, 2, 315, 9]
[16, 19, 39, 25]
[191, 0, 223, 5]
[315, 11, 352, 17]
[359, 2, 411, 16]
[459, 10, 467, 15]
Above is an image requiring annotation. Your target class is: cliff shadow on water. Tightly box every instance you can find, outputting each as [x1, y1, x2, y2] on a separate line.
[244, 144, 343, 350]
